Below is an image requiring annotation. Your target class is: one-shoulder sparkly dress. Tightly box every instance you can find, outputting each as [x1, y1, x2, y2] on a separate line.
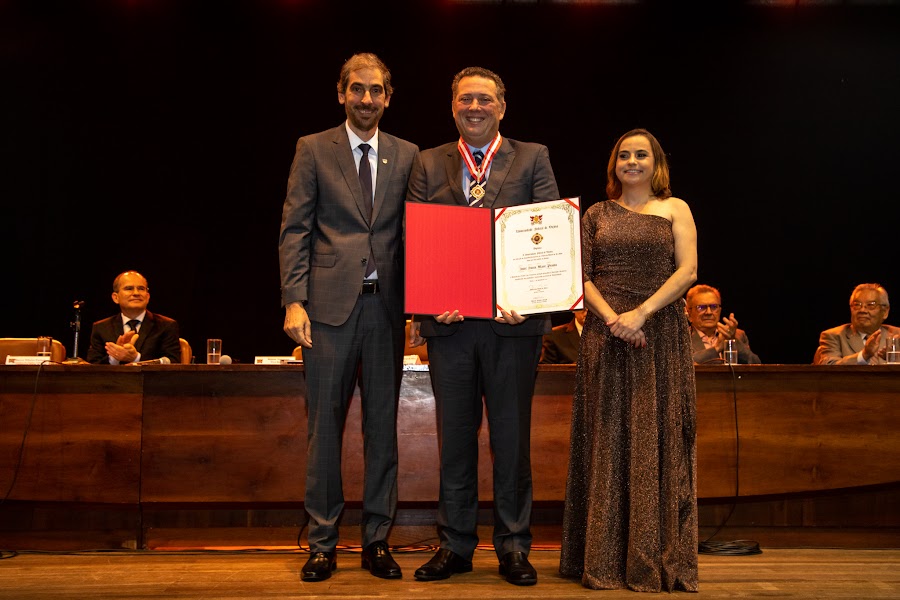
[559, 200, 698, 592]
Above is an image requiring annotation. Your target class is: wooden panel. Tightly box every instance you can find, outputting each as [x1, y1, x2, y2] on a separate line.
[694, 365, 900, 497]
[0, 366, 142, 503]
[140, 366, 307, 502]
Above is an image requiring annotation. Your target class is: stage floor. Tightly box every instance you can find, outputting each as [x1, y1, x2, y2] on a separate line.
[1, 547, 898, 599]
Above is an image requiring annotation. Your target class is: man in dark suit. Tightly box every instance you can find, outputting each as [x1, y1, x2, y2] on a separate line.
[814, 283, 899, 365]
[685, 284, 760, 364]
[540, 309, 586, 364]
[278, 53, 417, 582]
[406, 66, 559, 586]
[87, 270, 181, 365]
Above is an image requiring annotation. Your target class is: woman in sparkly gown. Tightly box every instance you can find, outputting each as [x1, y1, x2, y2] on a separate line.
[559, 129, 699, 592]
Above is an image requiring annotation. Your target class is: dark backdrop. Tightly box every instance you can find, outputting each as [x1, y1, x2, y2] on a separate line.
[3, 0, 899, 365]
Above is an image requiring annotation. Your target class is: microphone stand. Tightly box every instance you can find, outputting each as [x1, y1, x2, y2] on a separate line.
[68, 300, 85, 363]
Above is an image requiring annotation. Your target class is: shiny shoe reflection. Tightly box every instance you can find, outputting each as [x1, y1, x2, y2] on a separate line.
[414, 548, 473, 581]
[361, 540, 402, 579]
[301, 551, 336, 582]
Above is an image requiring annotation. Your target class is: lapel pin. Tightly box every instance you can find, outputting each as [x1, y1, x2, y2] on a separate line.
[382, 158, 388, 164]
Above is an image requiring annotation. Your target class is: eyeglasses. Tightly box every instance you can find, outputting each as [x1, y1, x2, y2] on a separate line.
[850, 301, 886, 310]
[692, 304, 721, 313]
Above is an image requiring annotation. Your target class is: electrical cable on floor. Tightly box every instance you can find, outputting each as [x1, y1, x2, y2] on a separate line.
[698, 363, 761, 556]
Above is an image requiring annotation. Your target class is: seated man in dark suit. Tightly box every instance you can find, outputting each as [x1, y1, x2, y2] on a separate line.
[540, 309, 586, 364]
[686, 284, 760, 365]
[814, 282, 899, 365]
[87, 270, 181, 365]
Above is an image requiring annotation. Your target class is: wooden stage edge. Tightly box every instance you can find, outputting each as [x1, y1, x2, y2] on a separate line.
[3, 548, 899, 600]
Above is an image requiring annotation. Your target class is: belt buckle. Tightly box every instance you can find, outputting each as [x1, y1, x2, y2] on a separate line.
[361, 280, 378, 294]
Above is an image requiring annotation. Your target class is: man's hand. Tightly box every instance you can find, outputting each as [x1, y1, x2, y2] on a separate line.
[435, 310, 464, 325]
[106, 333, 139, 363]
[408, 319, 426, 348]
[862, 329, 883, 362]
[494, 309, 527, 325]
[284, 302, 313, 348]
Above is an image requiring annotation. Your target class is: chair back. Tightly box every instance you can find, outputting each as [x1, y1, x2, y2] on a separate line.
[179, 338, 193, 364]
[0, 338, 67, 364]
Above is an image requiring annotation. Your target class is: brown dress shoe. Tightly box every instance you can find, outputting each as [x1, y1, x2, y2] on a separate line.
[499, 551, 537, 586]
[361, 540, 402, 579]
[301, 551, 336, 582]
[414, 548, 473, 581]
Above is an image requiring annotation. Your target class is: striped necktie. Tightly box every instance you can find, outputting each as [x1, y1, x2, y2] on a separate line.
[468, 150, 485, 207]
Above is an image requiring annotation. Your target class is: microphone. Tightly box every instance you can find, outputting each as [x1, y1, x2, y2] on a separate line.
[126, 357, 172, 366]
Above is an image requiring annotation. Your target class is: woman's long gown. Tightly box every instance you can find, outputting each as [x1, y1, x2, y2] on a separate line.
[559, 200, 699, 592]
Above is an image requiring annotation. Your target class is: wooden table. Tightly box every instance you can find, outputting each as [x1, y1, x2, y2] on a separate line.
[1, 364, 898, 549]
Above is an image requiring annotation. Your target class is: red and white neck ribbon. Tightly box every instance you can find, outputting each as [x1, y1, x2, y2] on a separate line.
[458, 133, 502, 184]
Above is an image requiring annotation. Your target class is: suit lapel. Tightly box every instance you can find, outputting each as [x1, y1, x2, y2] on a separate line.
[372, 132, 395, 224]
[690, 329, 705, 353]
[846, 326, 863, 353]
[331, 126, 370, 223]
[134, 311, 153, 353]
[442, 146, 468, 206]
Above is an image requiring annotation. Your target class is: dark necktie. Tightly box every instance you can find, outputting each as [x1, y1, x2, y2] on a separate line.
[359, 143, 376, 277]
[468, 150, 485, 207]
[127, 319, 141, 334]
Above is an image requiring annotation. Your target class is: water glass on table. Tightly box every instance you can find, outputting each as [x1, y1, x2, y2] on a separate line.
[723, 338, 738, 365]
[887, 335, 900, 365]
[207, 338, 222, 364]
[36, 336, 53, 359]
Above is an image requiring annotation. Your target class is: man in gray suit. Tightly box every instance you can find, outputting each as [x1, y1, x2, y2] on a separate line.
[685, 284, 760, 364]
[279, 53, 417, 582]
[406, 66, 559, 586]
[814, 283, 899, 365]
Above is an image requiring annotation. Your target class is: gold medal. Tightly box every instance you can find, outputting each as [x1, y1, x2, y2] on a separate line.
[471, 183, 485, 200]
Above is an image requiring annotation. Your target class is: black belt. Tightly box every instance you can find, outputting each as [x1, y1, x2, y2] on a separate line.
[361, 280, 379, 294]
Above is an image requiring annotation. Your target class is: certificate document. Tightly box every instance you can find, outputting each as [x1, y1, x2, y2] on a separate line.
[494, 198, 584, 316]
[405, 198, 583, 318]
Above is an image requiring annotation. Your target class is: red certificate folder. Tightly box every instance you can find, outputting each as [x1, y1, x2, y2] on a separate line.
[406, 199, 584, 318]
[405, 203, 496, 318]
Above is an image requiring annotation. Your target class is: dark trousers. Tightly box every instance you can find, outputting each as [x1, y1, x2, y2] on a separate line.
[303, 294, 404, 551]
[426, 319, 542, 559]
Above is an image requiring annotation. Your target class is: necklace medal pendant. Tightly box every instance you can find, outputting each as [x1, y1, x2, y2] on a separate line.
[471, 183, 485, 200]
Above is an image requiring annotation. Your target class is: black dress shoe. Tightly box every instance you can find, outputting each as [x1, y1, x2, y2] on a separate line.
[414, 548, 473, 581]
[499, 551, 537, 586]
[361, 540, 402, 579]
[301, 551, 336, 582]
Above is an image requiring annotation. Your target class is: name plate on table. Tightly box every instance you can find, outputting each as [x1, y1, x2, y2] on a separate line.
[254, 356, 302, 365]
[5, 356, 54, 365]
[405, 198, 584, 318]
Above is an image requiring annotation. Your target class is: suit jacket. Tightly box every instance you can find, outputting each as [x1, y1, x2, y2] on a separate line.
[279, 125, 418, 328]
[87, 311, 181, 364]
[406, 137, 559, 338]
[540, 319, 580, 364]
[690, 328, 760, 364]
[813, 323, 900, 365]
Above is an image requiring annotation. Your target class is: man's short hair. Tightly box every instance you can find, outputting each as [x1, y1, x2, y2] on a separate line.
[686, 284, 721, 306]
[851, 283, 889, 307]
[112, 271, 148, 293]
[336, 52, 393, 97]
[451, 66, 506, 103]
